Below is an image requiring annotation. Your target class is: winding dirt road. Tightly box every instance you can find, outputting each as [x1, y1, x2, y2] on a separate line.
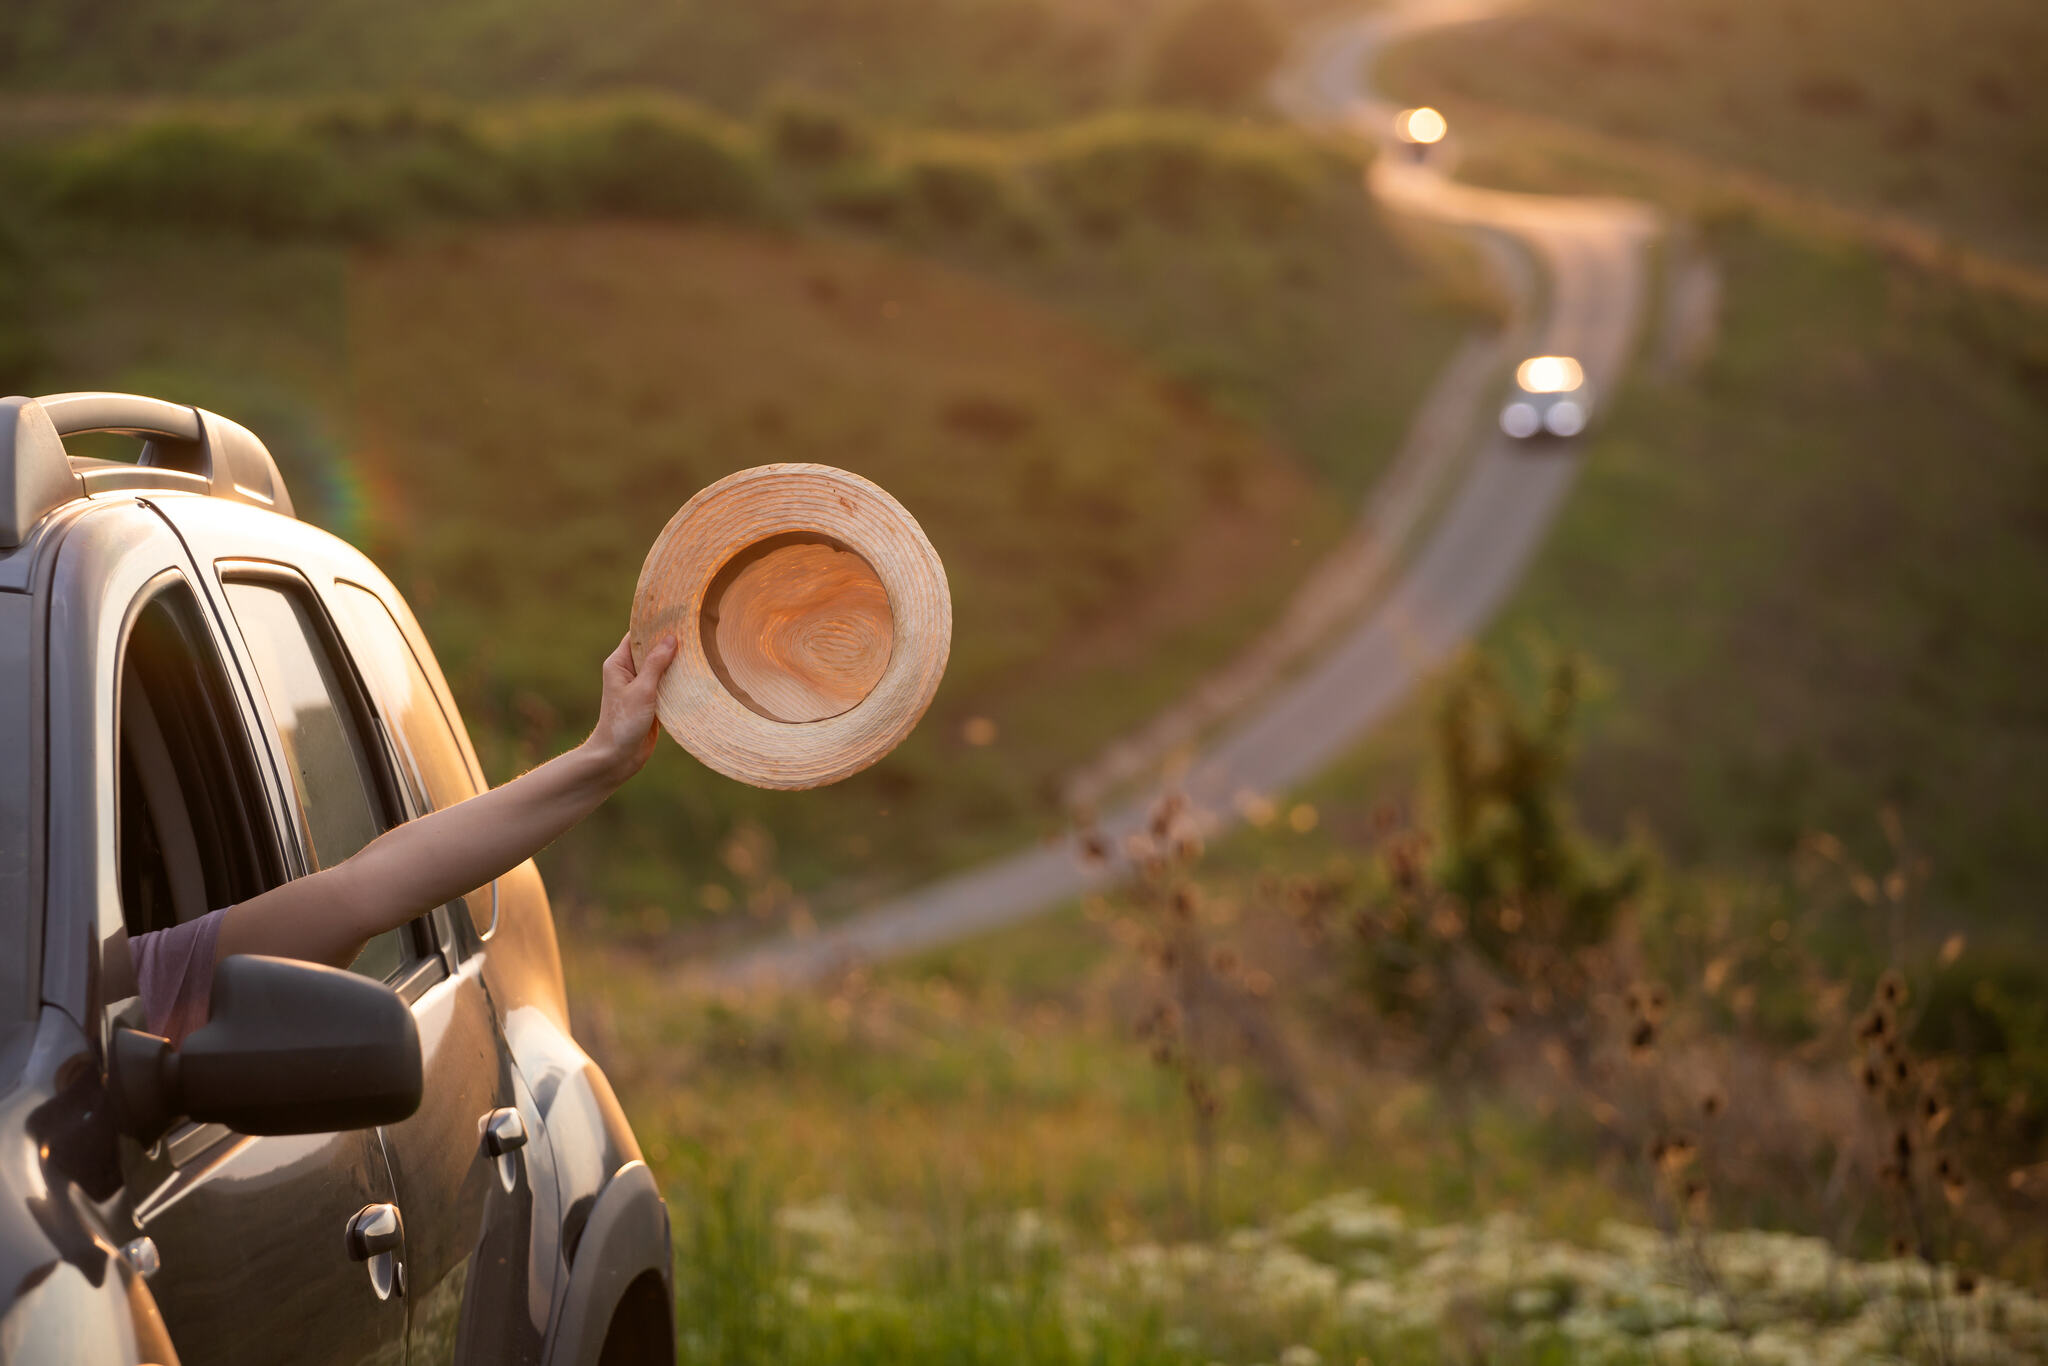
[705, 0, 1659, 987]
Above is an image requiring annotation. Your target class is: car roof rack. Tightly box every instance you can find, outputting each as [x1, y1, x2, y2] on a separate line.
[1, 391, 295, 548]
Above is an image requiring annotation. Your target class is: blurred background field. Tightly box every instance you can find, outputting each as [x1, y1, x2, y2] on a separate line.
[5, 0, 2047, 1358]
[1379, 0, 2048, 272]
[10, 94, 1481, 910]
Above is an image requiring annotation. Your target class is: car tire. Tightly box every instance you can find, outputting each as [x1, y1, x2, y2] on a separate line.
[596, 1271, 673, 1366]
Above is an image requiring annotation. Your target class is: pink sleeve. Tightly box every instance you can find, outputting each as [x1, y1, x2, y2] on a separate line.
[130, 907, 229, 1047]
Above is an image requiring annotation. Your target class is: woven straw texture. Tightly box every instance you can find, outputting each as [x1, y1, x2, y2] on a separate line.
[629, 463, 952, 790]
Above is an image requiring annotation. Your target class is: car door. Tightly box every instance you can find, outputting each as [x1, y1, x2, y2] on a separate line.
[327, 577, 563, 1365]
[46, 500, 408, 1366]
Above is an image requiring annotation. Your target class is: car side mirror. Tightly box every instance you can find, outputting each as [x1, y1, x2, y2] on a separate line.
[111, 955, 423, 1143]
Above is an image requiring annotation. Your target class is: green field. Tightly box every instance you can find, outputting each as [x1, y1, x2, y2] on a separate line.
[1287, 211, 2048, 943]
[1380, 0, 2048, 273]
[1493, 220, 2048, 935]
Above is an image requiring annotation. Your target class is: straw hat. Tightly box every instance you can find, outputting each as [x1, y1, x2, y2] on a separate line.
[629, 463, 952, 790]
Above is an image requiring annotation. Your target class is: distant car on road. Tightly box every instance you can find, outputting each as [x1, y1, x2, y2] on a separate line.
[1500, 355, 1591, 440]
[1393, 106, 1447, 163]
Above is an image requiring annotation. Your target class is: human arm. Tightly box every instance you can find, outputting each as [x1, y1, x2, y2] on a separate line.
[215, 631, 678, 970]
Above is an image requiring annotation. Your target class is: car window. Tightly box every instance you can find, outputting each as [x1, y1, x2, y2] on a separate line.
[330, 581, 495, 939]
[223, 578, 411, 982]
[116, 579, 279, 938]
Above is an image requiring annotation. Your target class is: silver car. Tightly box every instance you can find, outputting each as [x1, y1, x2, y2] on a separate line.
[1500, 355, 1591, 440]
[0, 390, 675, 1366]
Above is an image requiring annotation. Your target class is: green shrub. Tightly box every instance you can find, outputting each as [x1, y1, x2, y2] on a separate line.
[47, 118, 366, 237]
[294, 99, 514, 219]
[1431, 652, 1644, 955]
[25, 95, 1348, 248]
[506, 101, 769, 220]
[1913, 952, 2048, 1150]
[901, 146, 1028, 236]
[1035, 114, 1334, 237]
[762, 89, 877, 172]
[812, 162, 910, 228]
[1144, 0, 1286, 111]
[382, 141, 516, 218]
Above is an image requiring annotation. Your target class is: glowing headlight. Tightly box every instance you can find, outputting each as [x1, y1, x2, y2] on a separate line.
[1544, 400, 1586, 437]
[1500, 403, 1541, 439]
[1397, 107, 1448, 145]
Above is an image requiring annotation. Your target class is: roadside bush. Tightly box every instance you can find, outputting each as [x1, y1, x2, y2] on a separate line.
[1144, 0, 1286, 111]
[1432, 652, 1643, 956]
[1913, 951, 2048, 1152]
[1035, 114, 1338, 237]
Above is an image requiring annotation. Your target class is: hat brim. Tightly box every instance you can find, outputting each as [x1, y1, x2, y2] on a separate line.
[630, 463, 952, 790]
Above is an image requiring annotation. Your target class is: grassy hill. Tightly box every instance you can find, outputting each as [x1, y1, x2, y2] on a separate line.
[1495, 221, 2048, 931]
[1291, 207, 2048, 943]
[1380, 0, 2048, 273]
[17, 104, 1474, 916]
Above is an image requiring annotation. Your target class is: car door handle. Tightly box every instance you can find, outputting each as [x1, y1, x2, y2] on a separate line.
[344, 1203, 407, 1302]
[345, 1203, 405, 1261]
[482, 1107, 527, 1157]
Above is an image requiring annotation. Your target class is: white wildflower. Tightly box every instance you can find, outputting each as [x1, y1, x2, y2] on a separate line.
[1282, 1191, 1409, 1255]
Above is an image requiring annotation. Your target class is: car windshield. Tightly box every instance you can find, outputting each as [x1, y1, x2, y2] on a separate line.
[0, 592, 34, 1024]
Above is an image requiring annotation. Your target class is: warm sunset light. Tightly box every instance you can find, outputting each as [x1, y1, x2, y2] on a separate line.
[1396, 106, 1448, 145]
[9, 0, 2044, 1350]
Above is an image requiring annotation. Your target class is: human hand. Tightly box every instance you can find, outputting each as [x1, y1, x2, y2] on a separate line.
[583, 631, 680, 785]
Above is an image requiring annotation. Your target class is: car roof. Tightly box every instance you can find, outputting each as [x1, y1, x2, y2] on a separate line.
[2, 392, 295, 559]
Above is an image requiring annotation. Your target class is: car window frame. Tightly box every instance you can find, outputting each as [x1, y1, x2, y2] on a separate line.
[329, 577, 497, 950]
[39, 503, 303, 1171]
[115, 573, 287, 935]
[33, 499, 281, 1039]
[0, 590, 38, 1025]
[210, 559, 447, 996]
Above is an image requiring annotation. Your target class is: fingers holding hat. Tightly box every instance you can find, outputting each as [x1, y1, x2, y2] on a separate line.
[604, 631, 637, 685]
[632, 631, 681, 695]
[589, 629, 682, 783]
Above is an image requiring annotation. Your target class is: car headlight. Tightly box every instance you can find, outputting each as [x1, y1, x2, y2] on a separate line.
[1500, 402, 1541, 439]
[1544, 400, 1586, 437]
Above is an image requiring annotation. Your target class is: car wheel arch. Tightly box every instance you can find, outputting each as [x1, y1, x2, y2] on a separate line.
[540, 1160, 672, 1366]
